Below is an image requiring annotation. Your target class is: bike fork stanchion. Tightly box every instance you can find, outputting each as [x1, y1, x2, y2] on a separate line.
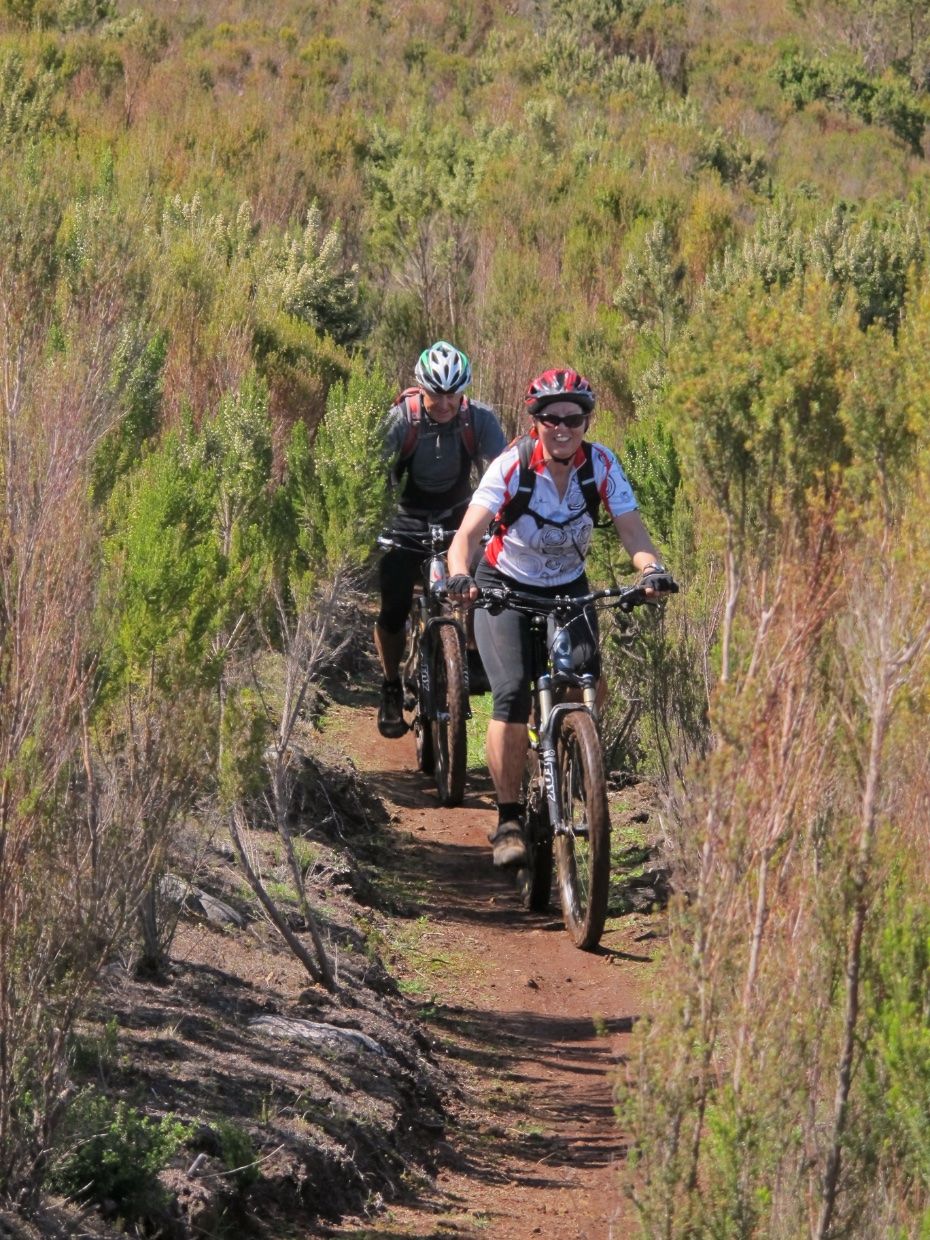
[539, 741, 562, 837]
[535, 673, 563, 834]
[418, 626, 432, 719]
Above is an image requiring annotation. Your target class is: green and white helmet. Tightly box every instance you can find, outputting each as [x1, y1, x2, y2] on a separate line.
[414, 340, 472, 394]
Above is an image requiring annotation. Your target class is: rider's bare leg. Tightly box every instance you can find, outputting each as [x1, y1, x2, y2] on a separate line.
[486, 720, 529, 803]
[374, 623, 406, 682]
[486, 719, 530, 865]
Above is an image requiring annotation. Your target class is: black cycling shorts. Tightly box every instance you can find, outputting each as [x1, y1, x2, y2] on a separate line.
[377, 546, 424, 634]
[376, 503, 470, 634]
[473, 562, 601, 725]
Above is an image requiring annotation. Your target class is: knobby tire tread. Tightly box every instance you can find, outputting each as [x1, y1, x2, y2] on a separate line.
[555, 711, 610, 950]
[431, 624, 467, 807]
[409, 622, 435, 775]
[518, 749, 553, 911]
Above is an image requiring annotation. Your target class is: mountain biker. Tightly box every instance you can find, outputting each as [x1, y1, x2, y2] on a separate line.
[446, 367, 676, 867]
[376, 340, 506, 738]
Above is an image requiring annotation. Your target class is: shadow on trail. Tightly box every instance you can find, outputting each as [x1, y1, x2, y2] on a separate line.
[379, 827, 657, 968]
[369, 766, 495, 812]
[424, 1003, 633, 1189]
[373, 810, 639, 1184]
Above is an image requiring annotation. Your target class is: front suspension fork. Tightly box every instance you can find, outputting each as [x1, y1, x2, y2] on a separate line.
[535, 683, 596, 839]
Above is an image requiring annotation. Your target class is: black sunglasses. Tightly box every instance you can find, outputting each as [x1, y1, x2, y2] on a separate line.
[534, 411, 588, 429]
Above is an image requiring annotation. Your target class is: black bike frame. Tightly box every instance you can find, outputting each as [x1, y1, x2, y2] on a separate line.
[475, 582, 666, 837]
[379, 525, 471, 725]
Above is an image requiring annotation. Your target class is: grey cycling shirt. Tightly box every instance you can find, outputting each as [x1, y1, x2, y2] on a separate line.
[383, 398, 506, 505]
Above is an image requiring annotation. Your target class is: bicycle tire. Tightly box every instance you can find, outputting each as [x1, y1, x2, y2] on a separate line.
[554, 711, 610, 950]
[407, 623, 435, 775]
[414, 712, 435, 774]
[430, 624, 467, 807]
[518, 748, 553, 911]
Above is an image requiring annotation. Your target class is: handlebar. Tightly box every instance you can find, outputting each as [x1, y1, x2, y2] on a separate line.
[377, 524, 457, 554]
[441, 580, 678, 617]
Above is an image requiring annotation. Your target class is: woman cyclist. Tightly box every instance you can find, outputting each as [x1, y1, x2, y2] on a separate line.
[447, 367, 675, 867]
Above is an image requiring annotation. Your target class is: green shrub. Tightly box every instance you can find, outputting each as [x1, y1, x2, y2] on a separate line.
[861, 888, 930, 1192]
[49, 1093, 190, 1223]
[101, 429, 225, 691]
[284, 359, 393, 582]
[772, 49, 927, 153]
[0, 50, 60, 144]
[214, 1118, 260, 1189]
[91, 328, 168, 506]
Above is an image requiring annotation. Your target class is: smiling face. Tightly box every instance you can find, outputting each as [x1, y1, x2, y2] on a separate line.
[532, 400, 590, 461]
[421, 389, 463, 424]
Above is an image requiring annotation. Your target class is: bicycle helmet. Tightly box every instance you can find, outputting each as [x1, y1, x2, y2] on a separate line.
[524, 368, 595, 416]
[414, 340, 472, 395]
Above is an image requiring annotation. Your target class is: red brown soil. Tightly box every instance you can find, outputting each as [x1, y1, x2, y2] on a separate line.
[18, 679, 661, 1240]
[324, 698, 660, 1240]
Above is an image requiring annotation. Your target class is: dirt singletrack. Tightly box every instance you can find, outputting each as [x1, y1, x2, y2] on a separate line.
[325, 693, 661, 1239]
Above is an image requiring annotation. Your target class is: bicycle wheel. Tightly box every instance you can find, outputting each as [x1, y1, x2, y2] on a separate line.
[414, 708, 435, 774]
[554, 711, 610, 950]
[407, 625, 435, 774]
[517, 748, 553, 911]
[430, 624, 467, 807]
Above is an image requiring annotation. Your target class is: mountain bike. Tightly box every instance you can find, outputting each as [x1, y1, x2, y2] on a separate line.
[376, 526, 475, 807]
[474, 581, 675, 950]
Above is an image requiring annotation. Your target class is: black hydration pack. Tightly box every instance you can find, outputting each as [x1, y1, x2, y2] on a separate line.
[490, 435, 605, 535]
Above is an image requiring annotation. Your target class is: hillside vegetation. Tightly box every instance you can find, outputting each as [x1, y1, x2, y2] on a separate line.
[1, 0, 930, 1234]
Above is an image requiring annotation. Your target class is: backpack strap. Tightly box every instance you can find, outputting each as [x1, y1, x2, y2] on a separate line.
[491, 438, 604, 535]
[459, 399, 476, 458]
[489, 435, 535, 534]
[396, 389, 477, 465]
[397, 388, 422, 463]
[577, 442, 604, 524]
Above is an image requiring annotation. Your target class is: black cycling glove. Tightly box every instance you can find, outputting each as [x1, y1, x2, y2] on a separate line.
[639, 563, 678, 594]
[446, 573, 477, 596]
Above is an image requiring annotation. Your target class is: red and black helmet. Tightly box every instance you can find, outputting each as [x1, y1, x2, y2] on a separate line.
[524, 368, 596, 417]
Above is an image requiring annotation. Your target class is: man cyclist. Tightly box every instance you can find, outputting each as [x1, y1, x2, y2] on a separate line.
[376, 340, 506, 738]
[446, 367, 676, 867]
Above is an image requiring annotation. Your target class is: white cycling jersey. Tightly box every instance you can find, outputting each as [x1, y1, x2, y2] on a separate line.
[471, 437, 638, 587]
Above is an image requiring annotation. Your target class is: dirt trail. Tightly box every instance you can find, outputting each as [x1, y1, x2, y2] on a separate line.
[326, 698, 658, 1239]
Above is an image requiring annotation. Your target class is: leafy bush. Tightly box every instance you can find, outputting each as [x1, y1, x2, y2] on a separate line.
[49, 1093, 190, 1223]
[257, 203, 362, 345]
[773, 49, 927, 153]
[3, 0, 114, 29]
[860, 886, 930, 1195]
[90, 327, 168, 505]
[252, 309, 350, 433]
[213, 1118, 260, 1189]
[284, 359, 393, 582]
[101, 429, 224, 691]
[0, 50, 60, 143]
